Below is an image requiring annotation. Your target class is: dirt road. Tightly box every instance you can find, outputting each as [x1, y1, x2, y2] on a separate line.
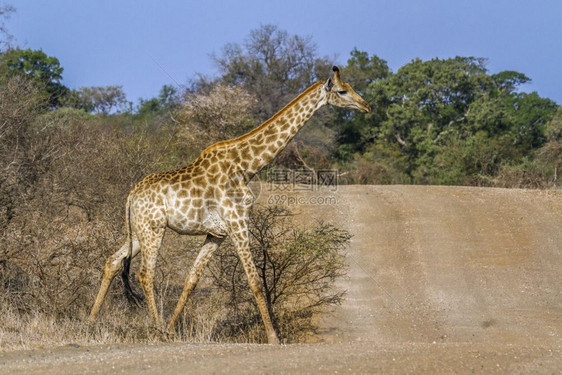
[1, 185, 561, 374]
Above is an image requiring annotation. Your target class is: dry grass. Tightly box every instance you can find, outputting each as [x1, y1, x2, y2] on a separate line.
[0, 209, 349, 350]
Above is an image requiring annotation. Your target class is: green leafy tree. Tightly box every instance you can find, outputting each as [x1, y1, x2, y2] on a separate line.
[492, 70, 530, 93]
[0, 48, 68, 107]
[545, 106, 562, 141]
[533, 106, 562, 186]
[342, 48, 390, 94]
[503, 92, 558, 152]
[336, 50, 390, 157]
[66, 85, 128, 115]
[367, 57, 492, 181]
[137, 84, 180, 117]
[336, 55, 557, 185]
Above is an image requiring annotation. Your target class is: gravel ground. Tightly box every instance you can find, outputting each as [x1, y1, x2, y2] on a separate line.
[1, 185, 561, 374]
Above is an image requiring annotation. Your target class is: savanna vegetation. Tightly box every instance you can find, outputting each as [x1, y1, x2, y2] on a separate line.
[0, 5, 560, 349]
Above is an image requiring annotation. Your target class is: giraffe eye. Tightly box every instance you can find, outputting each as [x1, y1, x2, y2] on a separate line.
[337, 90, 347, 95]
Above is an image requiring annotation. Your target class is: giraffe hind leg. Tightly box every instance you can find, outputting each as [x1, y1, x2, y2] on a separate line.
[89, 239, 141, 321]
[137, 227, 165, 329]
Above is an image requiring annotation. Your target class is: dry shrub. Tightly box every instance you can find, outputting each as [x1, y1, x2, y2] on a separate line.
[0, 89, 189, 348]
[342, 157, 407, 185]
[486, 162, 549, 188]
[349, 158, 395, 184]
[0, 78, 349, 349]
[338, 144, 410, 185]
[178, 85, 257, 152]
[483, 140, 562, 189]
[0, 75, 46, 231]
[272, 141, 334, 174]
[207, 205, 350, 343]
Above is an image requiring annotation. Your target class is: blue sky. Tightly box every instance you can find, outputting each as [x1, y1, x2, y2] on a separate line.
[6, 0, 562, 104]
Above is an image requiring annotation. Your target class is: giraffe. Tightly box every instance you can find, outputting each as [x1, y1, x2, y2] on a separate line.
[88, 66, 370, 344]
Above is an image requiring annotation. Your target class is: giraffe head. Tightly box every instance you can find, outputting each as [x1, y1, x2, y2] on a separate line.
[324, 66, 371, 113]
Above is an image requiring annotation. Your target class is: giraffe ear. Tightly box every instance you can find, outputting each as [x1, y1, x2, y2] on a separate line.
[332, 66, 343, 84]
[325, 78, 334, 92]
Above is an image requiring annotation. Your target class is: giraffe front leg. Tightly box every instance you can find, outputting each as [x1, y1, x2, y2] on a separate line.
[167, 234, 224, 332]
[89, 239, 141, 322]
[229, 224, 280, 345]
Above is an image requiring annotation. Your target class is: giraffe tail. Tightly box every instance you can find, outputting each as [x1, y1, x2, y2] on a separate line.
[121, 194, 142, 306]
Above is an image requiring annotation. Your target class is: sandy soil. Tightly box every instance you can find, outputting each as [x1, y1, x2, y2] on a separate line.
[1, 185, 561, 374]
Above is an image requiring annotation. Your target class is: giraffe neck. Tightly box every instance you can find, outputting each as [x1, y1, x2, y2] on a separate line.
[210, 81, 326, 178]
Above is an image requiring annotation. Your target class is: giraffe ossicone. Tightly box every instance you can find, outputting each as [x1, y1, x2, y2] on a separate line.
[88, 66, 370, 344]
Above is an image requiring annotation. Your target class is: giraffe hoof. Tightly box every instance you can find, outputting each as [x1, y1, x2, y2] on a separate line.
[267, 335, 280, 345]
[147, 325, 170, 340]
[85, 321, 95, 333]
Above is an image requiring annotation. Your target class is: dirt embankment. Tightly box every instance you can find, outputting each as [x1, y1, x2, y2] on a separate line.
[1, 185, 561, 374]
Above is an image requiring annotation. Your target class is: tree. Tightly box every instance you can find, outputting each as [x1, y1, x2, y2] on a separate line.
[335, 50, 391, 156]
[532, 106, 562, 187]
[0, 3, 15, 51]
[0, 74, 47, 234]
[66, 85, 128, 115]
[335, 55, 558, 185]
[342, 48, 390, 94]
[545, 106, 562, 141]
[206, 25, 338, 171]
[503, 92, 558, 152]
[177, 84, 257, 153]
[212, 24, 333, 121]
[0, 48, 68, 108]
[492, 70, 530, 93]
[137, 84, 180, 117]
[361, 57, 495, 181]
